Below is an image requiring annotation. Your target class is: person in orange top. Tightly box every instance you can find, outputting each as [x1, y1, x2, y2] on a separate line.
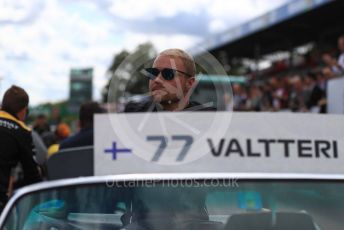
[47, 123, 71, 157]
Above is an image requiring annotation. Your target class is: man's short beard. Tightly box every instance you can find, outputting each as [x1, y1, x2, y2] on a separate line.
[159, 98, 180, 105]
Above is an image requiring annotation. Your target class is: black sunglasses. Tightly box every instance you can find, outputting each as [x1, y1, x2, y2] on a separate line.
[144, 68, 191, 80]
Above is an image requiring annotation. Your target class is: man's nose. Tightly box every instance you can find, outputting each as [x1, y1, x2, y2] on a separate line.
[153, 72, 164, 83]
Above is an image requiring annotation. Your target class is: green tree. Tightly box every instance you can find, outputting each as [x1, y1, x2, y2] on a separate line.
[102, 50, 129, 103]
[102, 42, 157, 103]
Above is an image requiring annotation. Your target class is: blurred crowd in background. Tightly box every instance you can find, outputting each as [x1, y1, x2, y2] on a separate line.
[231, 35, 344, 113]
[30, 102, 104, 164]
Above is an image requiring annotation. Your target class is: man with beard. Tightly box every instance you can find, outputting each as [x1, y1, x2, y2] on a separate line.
[125, 49, 215, 112]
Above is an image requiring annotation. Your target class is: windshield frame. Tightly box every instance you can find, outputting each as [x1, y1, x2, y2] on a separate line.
[2, 172, 344, 228]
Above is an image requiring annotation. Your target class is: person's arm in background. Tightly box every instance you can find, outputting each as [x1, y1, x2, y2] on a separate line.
[31, 130, 48, 166]
[16, 131, 42, 187]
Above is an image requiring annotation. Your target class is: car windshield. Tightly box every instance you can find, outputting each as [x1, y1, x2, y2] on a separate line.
[2, 179, 344, 230]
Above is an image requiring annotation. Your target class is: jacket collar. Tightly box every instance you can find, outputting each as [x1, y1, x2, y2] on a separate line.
[0, 110, 31, 131]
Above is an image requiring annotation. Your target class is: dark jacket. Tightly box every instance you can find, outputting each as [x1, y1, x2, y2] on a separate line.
[0, 111, 41, 206]
[124, 100, 216, 112]
[306, 85, 325, 110]
[59, 127, 93, 150]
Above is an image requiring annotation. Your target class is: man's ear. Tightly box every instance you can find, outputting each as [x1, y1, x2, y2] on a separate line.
[186, 77, 196, 90]
[17, 107, 27, 121]
[185, 77, 196, 100]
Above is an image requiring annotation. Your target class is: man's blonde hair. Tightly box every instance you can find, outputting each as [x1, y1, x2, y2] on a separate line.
[158, 48, 196, 77]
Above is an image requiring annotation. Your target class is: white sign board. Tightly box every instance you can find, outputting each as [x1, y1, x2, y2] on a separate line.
[327, 77, 344, 114]
[95, 112, 344, 175]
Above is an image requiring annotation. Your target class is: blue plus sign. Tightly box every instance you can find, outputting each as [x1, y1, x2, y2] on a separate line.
[104, 142, 132, 160]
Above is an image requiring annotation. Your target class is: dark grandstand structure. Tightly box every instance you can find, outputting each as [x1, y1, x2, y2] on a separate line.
[191, 0, 343, 63]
